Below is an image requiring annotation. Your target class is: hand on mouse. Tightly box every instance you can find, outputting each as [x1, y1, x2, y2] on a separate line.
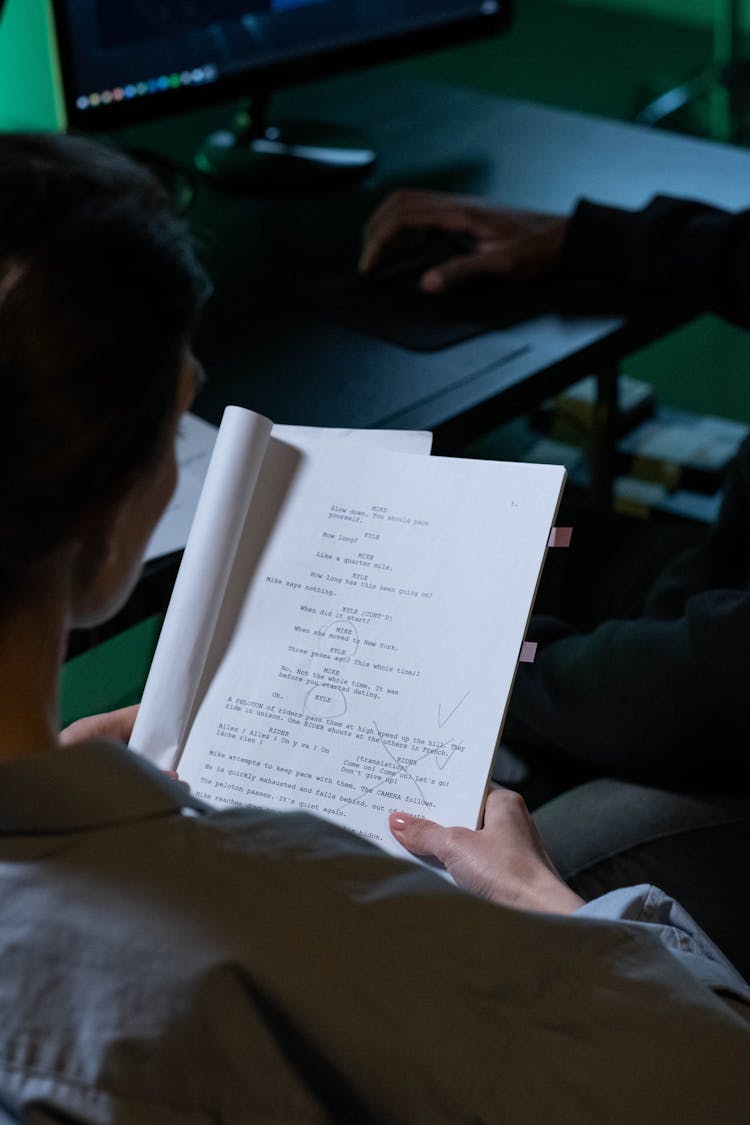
[389, 786, 585, 914]
[360, 190, 568, 293]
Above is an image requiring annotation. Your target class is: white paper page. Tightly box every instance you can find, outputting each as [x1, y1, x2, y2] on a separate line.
[145, 420, 431, 564]
[135, 414, 432, 766]
[144, 412, 219, 562]
[272, 424, 433, 455]
[175, 443, 564, 861]
[132, 407, 273, 767]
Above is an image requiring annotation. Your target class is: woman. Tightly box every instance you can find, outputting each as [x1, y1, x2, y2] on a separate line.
[0, 133, 748, 1124]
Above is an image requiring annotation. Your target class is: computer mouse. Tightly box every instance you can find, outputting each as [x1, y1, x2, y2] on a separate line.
[368, 226, 478, 290]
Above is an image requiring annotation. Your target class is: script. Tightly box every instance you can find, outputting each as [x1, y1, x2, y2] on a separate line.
[132, 407, 565, 863]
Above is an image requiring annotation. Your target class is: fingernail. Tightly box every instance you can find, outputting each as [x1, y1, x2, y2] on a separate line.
[389, 811, 413, 832]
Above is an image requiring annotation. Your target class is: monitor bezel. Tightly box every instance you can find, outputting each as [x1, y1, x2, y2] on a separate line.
[52, 1, 513, 132]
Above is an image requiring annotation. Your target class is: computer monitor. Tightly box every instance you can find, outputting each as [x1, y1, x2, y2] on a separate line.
[51, 1, 512, 189]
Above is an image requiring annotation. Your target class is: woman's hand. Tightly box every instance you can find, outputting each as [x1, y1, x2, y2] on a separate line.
[360, 190, 568, 292]
[60, 707, 187, 786]
[60, 704, 139, 747]
[389, 787, 584, 914]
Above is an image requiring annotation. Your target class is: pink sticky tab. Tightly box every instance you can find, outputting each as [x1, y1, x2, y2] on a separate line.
[520, 641, 537, 664]
[548, 526, 573, 548]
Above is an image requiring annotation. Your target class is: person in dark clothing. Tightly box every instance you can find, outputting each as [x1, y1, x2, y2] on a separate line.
[361, 189, 750, 974]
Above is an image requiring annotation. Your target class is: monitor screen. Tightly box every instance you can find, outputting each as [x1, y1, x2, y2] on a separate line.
[52, 1, 511, 132]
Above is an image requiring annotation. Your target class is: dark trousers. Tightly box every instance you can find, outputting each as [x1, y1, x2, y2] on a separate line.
[495, 507, 749, 979]
[533, 778, 750, 981]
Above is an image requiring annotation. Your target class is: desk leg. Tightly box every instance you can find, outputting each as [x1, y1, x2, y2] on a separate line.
[590, 363, 619, 509]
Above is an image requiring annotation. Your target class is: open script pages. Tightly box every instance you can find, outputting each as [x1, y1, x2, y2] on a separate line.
[134, 406, 564, 861]
[132, 410, 431, 768]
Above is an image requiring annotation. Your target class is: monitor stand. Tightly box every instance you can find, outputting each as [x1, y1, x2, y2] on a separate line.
[194, 93, 377, 193]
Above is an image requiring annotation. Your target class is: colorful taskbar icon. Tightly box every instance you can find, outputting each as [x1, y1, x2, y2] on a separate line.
[76, 64, 218, 111]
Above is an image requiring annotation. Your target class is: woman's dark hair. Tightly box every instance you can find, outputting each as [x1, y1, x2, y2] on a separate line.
[0, 132, 209, 594]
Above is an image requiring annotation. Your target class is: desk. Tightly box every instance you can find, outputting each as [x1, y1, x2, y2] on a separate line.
[119, 69, 750, 450]
[65, 73, 750, 714]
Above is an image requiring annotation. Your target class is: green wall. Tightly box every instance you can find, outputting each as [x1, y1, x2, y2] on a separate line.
[60, 616, 164, 726]
[552, 0, 714, 29]
[0, 0, 61, 130]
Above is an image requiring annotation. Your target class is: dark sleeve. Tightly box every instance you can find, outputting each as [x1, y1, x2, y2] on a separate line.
[559, 195, 750, 327]
[504, 587, 750, 775]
